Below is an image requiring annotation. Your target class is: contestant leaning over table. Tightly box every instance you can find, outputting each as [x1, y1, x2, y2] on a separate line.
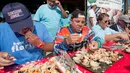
[0, 2, 56, 69]
[54, 9, 103, 51]
[0, 3, 101, 69]
[92, 13, 129, 43]
[110, 15, 130, 38]
[110, 15, 130, 32]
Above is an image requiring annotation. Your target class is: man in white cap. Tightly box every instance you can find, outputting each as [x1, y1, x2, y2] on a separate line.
[87, 3, 97, 29]
[110, 15, 130, 32]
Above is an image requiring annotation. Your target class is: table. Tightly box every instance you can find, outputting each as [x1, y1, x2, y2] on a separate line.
[77, 51, 130, 73]
[0, 41, 130, 73]
[76, 41, 130, 73]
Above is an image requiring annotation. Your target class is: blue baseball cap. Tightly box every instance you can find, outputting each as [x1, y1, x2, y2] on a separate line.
[2, 2, 33, 32]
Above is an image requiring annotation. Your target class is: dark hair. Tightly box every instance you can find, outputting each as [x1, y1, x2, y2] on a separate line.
[91, 5, 97, 8]
[97, 13, 109, 21]
[71, 9, 85, 19]
[0, 17, 2, 22]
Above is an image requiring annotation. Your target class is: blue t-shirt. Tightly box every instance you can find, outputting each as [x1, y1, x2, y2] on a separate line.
[33, 4, 62, 41]
[0, 21, 53, 64]
[92, 24, 118, 43]
[59, 14, 71, 27]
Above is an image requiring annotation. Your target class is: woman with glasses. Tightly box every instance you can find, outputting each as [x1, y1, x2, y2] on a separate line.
[91, 13, 129, 43]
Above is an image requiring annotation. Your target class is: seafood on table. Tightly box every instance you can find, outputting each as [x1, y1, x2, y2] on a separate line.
[13, 56, 81, 73]
[72, 48, 123, 73]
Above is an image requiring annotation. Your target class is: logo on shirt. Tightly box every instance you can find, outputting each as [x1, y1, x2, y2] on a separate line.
[11, 41, 34, 52]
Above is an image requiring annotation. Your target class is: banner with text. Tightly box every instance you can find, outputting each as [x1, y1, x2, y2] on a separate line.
[87, 0, 122, 24]
[96, 0, 122, 10]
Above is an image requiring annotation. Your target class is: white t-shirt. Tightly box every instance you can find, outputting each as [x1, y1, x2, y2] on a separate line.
[87, 9, 97, 29]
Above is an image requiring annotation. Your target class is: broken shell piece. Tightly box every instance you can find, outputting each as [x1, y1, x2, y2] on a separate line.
[90, 60, 100, 67]
[92, 66, 101, 70]
[82, 58, 90, 67]
[126, 48, 130, 53]
[75, 54, 83, 59]
[73, 57, 81, 63]
[111, 56, 117, 62]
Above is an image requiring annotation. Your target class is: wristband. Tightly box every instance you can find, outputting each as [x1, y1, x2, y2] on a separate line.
[97, 40, 101, 48]
[37, 42, 45, 48]
[93, 37, 102, 48]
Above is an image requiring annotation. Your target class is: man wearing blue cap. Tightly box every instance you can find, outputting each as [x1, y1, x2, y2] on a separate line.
[0, 2, 55, 69]
[0, 2, 101, 69]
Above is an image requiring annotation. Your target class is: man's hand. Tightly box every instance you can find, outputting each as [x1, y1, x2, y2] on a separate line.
[125, 28, 130, 38]
[66, 33, 82, 45]
[55, 0, 61, 7]
[120, 33, 129, 41]
[25, 31, 43, 48]
[0, 52, 15, 69]
[88, 41, 98, 51]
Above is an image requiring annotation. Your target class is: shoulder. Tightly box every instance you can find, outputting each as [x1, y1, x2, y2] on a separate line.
[59, 27, 69, 32]
[83, 26, 90, 31]
[57, 27, 70, 39]
[82, 26, 90, 33]
[57, 27, 71, 35]
[39, 4, 47, 8]
[33, 21, 47, 30]
[93, 25, 99, 29]
[0, 22, 13, 34]
[37, 4, 48, 11]
[0, 22, 10, 29]
[92, 25, 102, 32]
[88, 9, 93, 12]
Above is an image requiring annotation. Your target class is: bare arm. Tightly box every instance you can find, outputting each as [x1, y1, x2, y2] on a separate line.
[56, 0, 68, 18]
[105, 33, 129, 42]
[25, 31, 55, 52]
[105, 34, 120, 42]
[89, 17, 94, 27]
[40, 42, 54, 52]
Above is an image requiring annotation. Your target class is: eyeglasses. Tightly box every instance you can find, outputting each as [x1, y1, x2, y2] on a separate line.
[104, 20, 109, 23]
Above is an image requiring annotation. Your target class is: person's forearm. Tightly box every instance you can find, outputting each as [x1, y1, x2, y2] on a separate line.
[89, 17, 94, 26]
[58, 5, 68, 18]
[40, 42, 54, 52]
[104, 33, 120, 41]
